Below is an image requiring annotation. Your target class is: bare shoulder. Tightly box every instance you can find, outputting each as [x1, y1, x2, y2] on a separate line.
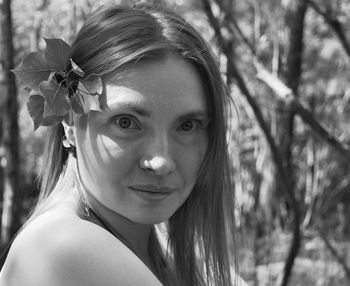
[0, 212, 162, 286]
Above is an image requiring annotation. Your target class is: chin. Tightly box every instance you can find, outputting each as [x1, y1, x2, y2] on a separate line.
[129, 210, 176, 225]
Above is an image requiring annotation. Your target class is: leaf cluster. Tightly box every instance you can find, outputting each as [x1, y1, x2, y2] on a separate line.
[12, 38, 103, 130]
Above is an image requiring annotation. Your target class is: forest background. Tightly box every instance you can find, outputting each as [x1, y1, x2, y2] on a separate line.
[1, 0, 350, 285]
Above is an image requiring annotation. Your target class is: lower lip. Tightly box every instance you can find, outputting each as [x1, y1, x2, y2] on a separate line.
[130, 188, 172, 202]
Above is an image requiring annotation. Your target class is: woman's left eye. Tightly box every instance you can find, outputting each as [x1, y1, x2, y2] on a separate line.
[113, 115, 140, 130]
[177, 119, 205, 132]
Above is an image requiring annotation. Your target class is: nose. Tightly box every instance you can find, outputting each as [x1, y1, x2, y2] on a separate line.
[139, 135, 176, 176]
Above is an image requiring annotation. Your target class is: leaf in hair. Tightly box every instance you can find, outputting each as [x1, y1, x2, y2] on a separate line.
[76, 81, 102, 113]
[41, 113, 66, 127]
[44, 38, 71, 70]
[70, 95, 85, 114]
[40, 80, 70, 117]
[12, 38, 71, 91]
[26, 93, 45, 130]
[12, 52, 52, 90]
[81, 74, 103, 96]
[12, 37, 105, 129]
[70, 59, 85, 78]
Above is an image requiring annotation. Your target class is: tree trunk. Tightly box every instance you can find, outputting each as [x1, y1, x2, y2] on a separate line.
[0, 115, 3, 217]
[274, 1, 307, 285]
[0, 0, 22, 245]
[277, 0, 308, 197]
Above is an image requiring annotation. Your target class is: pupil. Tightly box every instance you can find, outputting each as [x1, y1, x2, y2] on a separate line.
[119, 117, 131, 128]
[183, 121, 193, 131]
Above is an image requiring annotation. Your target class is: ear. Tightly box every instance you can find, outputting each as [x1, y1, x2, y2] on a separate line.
[62, 122, 76, 148]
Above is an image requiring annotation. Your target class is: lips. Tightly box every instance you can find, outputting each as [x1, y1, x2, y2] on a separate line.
[129, 185, 176, 194]
[129, 185, 177, 202]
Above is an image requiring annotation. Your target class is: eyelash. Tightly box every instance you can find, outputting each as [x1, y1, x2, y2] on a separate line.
[176, 119, 208, 132]
[111, 115, 208, 134]
[112, 115, 140, 130]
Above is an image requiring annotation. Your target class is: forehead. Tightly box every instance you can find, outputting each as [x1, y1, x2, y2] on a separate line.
[103, 55, 207, 114]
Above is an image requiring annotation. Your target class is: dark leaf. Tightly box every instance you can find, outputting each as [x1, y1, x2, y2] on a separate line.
[12, 39, 71, 90]
[80, 74, 103, 96]
[76, 82, 101, 113]
[42, 114, 65, 126]
[26, 93, 45, 130]
[70, 95, 85, 114]
[44, 38, 71, 70]
[12, 52, 52, 90]
[40, 80, 70, 116]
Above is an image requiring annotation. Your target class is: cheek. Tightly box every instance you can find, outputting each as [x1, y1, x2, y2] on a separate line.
[95, 135, 122, 161]
[179, 137, 208, 182]
[91, 135, 138, 174]
[76, 128, 130, 177]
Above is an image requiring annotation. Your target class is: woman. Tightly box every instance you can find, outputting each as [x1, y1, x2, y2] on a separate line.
[0, 2, 243, 285]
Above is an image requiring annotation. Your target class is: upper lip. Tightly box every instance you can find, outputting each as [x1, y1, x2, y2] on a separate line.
[130, 185, 176, 193]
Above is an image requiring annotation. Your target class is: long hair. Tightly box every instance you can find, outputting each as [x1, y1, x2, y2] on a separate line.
[33, 2, 237, 285]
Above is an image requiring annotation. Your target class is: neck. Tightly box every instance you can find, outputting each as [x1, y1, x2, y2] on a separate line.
[69, 154, 153, 265]
[85, 191, 153, 263]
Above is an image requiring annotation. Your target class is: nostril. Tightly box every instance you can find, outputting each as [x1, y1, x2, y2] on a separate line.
[140, 158, 152, 170]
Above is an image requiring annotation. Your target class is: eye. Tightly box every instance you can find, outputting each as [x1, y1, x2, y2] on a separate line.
[177, 119, 205, 132]
[113, 115, 140, 130]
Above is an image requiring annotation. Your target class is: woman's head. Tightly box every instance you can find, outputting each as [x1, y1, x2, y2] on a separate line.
[42, 2, 229, 209]
[68, 55, 208, 224]
[36, 2, 235, 284]
[58, 2, 229, 225]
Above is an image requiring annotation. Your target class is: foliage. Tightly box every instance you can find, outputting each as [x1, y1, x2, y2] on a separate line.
[13, 38, 103, 129]
[239, 230, 350, 286]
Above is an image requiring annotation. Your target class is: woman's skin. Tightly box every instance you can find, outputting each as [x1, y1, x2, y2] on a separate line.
[0, 54, 209, 285]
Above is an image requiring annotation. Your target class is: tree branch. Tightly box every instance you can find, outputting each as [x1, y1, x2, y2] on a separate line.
[222, 1, 350, 160]
[318, 228, 350, 282]
[307, 0, 350, 59]
[227, 14, 256, 55]
[255, 62, 350, 160]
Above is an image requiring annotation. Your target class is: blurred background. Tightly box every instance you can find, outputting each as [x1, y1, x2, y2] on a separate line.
[1, 0, 350, 285]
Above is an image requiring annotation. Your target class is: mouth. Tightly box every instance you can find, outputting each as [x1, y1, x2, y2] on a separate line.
[129, 185, 176, 201]
[130, 185, 176, 193]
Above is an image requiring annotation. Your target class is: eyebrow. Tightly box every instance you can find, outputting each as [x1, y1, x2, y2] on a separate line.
[105, 102, 151, 118]
[106, 102, 209, 119]
[177, 111, 210, 120]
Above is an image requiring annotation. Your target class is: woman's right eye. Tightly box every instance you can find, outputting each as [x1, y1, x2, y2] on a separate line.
[112, 115, 140, 130]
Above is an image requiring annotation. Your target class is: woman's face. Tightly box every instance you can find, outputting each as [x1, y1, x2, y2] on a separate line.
[75, 55, 208, 224]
